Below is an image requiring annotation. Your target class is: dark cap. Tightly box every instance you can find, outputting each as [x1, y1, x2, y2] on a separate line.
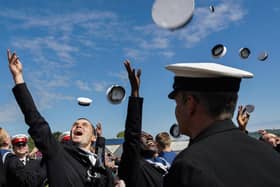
[166, 62, 253, 99]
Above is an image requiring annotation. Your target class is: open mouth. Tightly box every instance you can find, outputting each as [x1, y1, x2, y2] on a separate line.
[73, 129, 83, 136]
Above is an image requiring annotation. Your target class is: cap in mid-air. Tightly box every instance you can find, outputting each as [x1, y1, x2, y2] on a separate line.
[77, 97, 92, 106]
[106, 85, 126, 104]
[170, 123, 181, 138]
[211, 44, 227, 58]
[258, 51, 269, 61]
[239, 47, 251, 59]
[152, 0, 195, 30]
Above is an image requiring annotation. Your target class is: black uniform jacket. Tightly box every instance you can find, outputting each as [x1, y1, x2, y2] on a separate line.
[4, 153, 46, 187]
[118, 97, 165, 187]
[164, 120, 280, 187]
[0, 155, 6, 187]
[13, 83, 114, 187]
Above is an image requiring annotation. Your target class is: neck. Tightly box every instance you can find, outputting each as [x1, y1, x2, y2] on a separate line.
[186, 112, 216, 139]
[79, 144, 92, 152]
[162, 147, 172, 152]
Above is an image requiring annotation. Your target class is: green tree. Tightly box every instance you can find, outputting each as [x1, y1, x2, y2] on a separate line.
[53, 131, 62, 141]
[116, 131, 124, 138]
[27, 136, 35, 150]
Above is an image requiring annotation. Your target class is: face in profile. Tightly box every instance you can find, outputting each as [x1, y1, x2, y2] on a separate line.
[140, 132, 158, 154]
[174, 92, 190, 135]
[71, 118, 96, 148]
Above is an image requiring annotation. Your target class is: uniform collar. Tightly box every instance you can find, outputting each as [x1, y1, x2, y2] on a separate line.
[189, 119, 237, 146]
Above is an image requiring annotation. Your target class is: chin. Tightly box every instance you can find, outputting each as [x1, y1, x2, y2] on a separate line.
[72, 138, 81, 143]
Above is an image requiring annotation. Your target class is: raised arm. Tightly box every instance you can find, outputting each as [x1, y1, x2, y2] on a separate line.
[7, 49, 60, 158]
[119, 60, 143, 186]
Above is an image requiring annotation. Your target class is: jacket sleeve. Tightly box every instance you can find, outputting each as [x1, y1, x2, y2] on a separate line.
[12, 83, 61, 158]
[95, 136, 106, 167]
[118, 96, 143, 185]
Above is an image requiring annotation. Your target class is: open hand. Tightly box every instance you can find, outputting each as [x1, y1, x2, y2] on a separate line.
[124, 60, 141, 97]
[7, 49, 24, 84]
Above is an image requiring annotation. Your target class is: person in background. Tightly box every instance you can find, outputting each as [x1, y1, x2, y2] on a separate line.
[0, 128, 46, 187]
[258, 130, 280, 153]
[163, 62, 280, 187]
[58, 131, 71, 143]
[11, 134, 29, 165]
[155, 132, 176, 165]
[237, 105, 280, 153]
[118, 60, 168, 187]
[7, 49, 114, 187]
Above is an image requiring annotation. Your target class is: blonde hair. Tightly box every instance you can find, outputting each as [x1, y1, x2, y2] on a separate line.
[0, 127, 11, 148]
[155, 132, 171, 150]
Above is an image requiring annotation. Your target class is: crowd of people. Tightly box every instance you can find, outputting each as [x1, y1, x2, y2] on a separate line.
[1, 49, 280, 187]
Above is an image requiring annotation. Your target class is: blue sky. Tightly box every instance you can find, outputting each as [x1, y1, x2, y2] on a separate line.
[0, 0, 279, 139]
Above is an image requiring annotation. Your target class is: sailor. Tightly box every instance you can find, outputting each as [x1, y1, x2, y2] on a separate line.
[163, 62, 280, 187]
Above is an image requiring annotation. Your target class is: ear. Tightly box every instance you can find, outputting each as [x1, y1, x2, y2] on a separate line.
[91, 135, 96, 143]
[186, 95, 198, 116]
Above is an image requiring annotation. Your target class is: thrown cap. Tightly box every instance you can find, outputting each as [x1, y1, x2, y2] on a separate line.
[11, 134, 28, 145]
[77, 97, 92, 106]
[166, 62, 253, 99]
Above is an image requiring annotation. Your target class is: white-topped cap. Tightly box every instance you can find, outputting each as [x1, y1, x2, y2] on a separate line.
[166, 62, 253, 99]
[152, 0, 194, 30]
[77, 97, 92, 106]
[166, 62, 253, 78]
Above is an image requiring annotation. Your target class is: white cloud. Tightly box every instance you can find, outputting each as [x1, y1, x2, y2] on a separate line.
[160, 51, 175, 58]
[132, 2, 246, 48]
[0, 104, 21, 124]
[93, 81, 108, 92]
[123, 48, 145, 61]
[140, 37, 169, 49]
[176, 2, 246, 47]
[12, 37, 78, 66]
[76, 80, 91, 91]
[109, 71, 128, 82]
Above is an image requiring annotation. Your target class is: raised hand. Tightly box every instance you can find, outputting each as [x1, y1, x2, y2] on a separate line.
[124, 60, 141, 97]
[236, 105, 250, 132]
[96, 122, 102, 137]
[7, 49, 24, 84]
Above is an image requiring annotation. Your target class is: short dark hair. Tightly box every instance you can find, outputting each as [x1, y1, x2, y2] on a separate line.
[182, 91, 238, 119]
[75, 118, 96, 136]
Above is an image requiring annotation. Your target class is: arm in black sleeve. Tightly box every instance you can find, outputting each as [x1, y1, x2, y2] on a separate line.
[118, 96, 143, 185]
[0, 155, 6, 186]
[95, 136, 106, 167]
[12, 83, 61, 158]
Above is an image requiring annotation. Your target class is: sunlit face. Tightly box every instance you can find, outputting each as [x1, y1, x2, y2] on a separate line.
[262, 133, 278, 147]
[13, 142, 29, 158]
[174, 92, 190, 135]
[140, 133, 158, 153]
[71, 119, 96, 149]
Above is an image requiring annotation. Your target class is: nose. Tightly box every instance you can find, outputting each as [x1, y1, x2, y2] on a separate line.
[75, 123, 82, 128]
